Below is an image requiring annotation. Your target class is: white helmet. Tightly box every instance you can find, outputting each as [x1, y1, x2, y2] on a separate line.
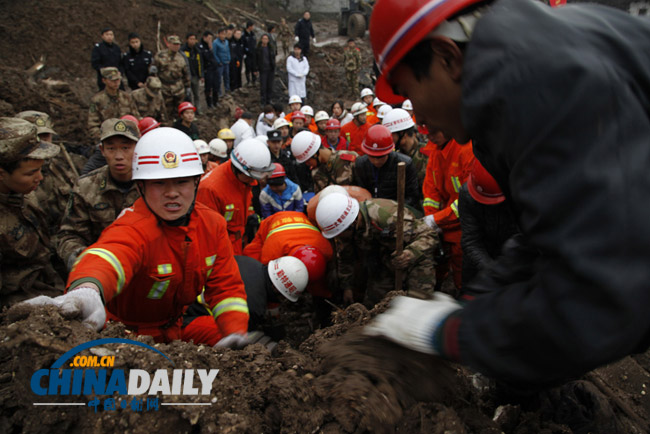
[401, 99, 413, 111]
[351, 102, 367, 117]
[132, 127, 204, 180]
[208, 138, 228, 158]
[314, 110, 329, 123]
[319, 185, 348, 200]
[291, 130, 321, 163]
[376, 104, 393, 120]
[316, 192, 360, 239]
[255, 135, 268, 145]
[382, 108, 415, 133]
[273, 118, 290, 130]
[373, 97, 385, 108]
[267, 256, 309, 302]
[360, 88, 374, 98]
[230, 138, 274, 180]
[288, 94, 302, 105]
[194, 139, 210, 155]
[300, 105, 314, 117]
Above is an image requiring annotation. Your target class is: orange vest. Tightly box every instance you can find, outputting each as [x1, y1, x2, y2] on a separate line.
[197, 160, 254, 254]
[67, 199, 248, 342]
[340, 121, 371, 156]
[422, 139, 475, 241]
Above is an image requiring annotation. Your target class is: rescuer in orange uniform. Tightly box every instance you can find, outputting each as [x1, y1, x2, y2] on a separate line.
[340, 102, 371, 156]
[197, 138, 274, 254]
[24, 128, 251, 347]
[422, 129, 474, 292]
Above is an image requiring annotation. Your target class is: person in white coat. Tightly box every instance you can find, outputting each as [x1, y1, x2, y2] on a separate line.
[286, 44, 309, 100]
[230, 112, 256, 148]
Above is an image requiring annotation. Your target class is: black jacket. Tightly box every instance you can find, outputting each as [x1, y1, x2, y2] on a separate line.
[91, 41, 122, 75]
[458, 184, 518, 286]
[172, 120, 199, 140]
[294, 18, 314, 41]
[354, 152, 421, 211]
[198, 39, 217, 71]
[230, 36, 246, 63]
[122, 45, 153, 90]
[243, 30, 257, 70]
[448, 0, 650, 386]
[255, 44, 276, 72]
[181, 43, 203, 78]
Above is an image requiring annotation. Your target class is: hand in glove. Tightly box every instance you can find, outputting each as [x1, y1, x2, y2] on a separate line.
[214, 332, 263, 349]
[23, 287, 106, 331]
[364, 294, 462, 355]
[294, 36, 299, 42]
[185, 87, 192, 99]
[423, 214, 441, 233]
[391, 250, 415, 270]
[312, 38, 317, 44]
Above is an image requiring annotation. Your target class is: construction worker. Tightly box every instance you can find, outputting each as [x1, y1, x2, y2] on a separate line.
[459, 159, 518, 287]
[217, 128, 236, 156]
[291, 130, 357, 193]
[420, 128, 474, 291]
[376, 104, 393, 123]
[363, 0, 650, 387]
[154, 35, 190, 121]
[289, 111, 307, 137]
[194, 139, 217, 175]
[208, 138, 228, 165]
[197, 138, 274, 255]
[283, 95, 303, 122]
[353, 124, 421, 211]
[383, 108, 429, 194]
[0, 118, 62, 307]
[24, 127, 250, 347]
[87, 67, 140, 142]
[259, 163, 304, 218]
[300, 105, 318, 133]
[340, 102, 371, 155]
[322, 119, 348, 151]
[314, 111, 329, 138]
[316, 192, 438, 307]
[360, 88, 375, 114]
[131, 76, 168, 123]
[173, 102, 199, 140]
[344, 38, 362, 97]
[182, 254, 309, 344]
[56, 118, 141, 271]
[273, 118, 292, 145]
[401, 99, 416, 124]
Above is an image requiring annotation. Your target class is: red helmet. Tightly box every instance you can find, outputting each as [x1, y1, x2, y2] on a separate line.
[138, 117, 161, 135]
[361, 124, 395, 157]
[370, 0, 482, 103]
[291, 110, 306, 122]
[178, 101, 196, 117]
[467, 159, 505, 205]
[290, 245, 327, 281]
[121, 114, 139, 124]
[270, 163, 286, 179]
[325, 118, 341, 131]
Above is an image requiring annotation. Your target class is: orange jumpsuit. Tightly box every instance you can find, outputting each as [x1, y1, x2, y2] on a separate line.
[197, 160, 254, 255]
[203, 160, 219, 177]
[243, 211, 334, 297]
[67, 198, 249, 343]
[422, 139, 475, 290]
[340, 121, 371, 156]
[366, 108, 379, 126]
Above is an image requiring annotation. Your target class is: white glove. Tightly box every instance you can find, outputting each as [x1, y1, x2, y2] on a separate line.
[294, 36, 299, 42]
[23, 287, 106, 331]
[364, 294, 462, 355]
[214, 333, 249, 349]
[423, 214, 441, 233]
[312, 38, 317, 44]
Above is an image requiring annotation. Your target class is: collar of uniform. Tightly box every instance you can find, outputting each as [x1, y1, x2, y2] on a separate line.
[0, 191, 25, 208]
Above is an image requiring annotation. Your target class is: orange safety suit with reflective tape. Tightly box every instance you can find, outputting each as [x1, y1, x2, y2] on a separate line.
[67, 198, 249, 343]
[366, 110, 379, 126]
[422, 139, 474, 290]
[196, 160, 254, 255]
[340, 121, 371, 156]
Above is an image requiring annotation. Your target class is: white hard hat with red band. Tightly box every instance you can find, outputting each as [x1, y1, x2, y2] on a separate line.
[132, 127, 204, 180]
[291, 130, 321, 163]
[208, 138, 228, 158]
[267, 256, 309, 302]
[316, 192, 360, 239]
[194, 139, 210, 154]
[230, 138, 274, 180]
[382, 108, 415, 132]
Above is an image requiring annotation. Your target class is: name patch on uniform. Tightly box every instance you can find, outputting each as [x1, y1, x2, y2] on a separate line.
[162, 151, 178, 168]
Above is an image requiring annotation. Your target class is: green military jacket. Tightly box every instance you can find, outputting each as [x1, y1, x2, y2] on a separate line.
[131, 88, 168, 123]
[312, 150, 358, 193]
[344, 46, 362, 72]
[154, 49, 190, 94]
[87, 90, 140, 141]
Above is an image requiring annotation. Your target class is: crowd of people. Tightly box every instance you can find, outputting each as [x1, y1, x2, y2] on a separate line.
[3, 0, 649, 398]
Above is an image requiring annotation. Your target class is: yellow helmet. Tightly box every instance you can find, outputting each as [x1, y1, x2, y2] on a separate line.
[217, 128, 236, 140]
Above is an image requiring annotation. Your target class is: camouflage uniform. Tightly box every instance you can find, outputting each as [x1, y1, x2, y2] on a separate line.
[87, 90, 140, 142]
[343, 45, 362, 97]
[312, 150, 358, 193]
[278, 21, 293, 58]
[336, 198, 438, 307]
[154, 48, 190, 120]
[131, 76, 168, 123]
[56, 165, 140, 270]
[400, 141, 429, 203]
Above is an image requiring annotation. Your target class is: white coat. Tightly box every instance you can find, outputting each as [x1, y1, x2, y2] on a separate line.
[230, 118, 255, 148]
[286, 54, 309, 99]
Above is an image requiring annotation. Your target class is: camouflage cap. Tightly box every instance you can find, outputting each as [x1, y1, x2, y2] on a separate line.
[100, 67, 121, 80]
[0, 117, 60, 162]
[15, 110, 57, 136]
[167, 35, 181, 44]
[146, 76, 162, 90]
[100, 118, 141, 142]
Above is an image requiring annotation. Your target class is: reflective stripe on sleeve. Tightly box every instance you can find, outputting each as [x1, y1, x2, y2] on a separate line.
[80, 248, 126, 294]
[423, 198, 440, 209]
[450, 199, 459, 218]
[451, 176, 462, 193]
[147, 280, 170, 299]
[212, 297, 249, 320]
[266, 223, 320, 239]
[224, 204, 235, 221]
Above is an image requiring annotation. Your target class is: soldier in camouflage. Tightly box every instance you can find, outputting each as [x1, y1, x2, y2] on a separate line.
[88, 67, 140, 142]
[320, 196, 438, 308]
[0, 117, 63, 307]
[278, 18, 294, 59]
[343, 39, 362, 98]
[154, 35, 191, 121]
[396, 133, 429, 203]
[131, 76, 168, 123]
[56, 119, 141, 271]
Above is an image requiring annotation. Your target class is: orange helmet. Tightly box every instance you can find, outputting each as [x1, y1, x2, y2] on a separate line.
[290, 245, 327, 281]
[467, 159, 505, 205]
[361, 124, 395, 157]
